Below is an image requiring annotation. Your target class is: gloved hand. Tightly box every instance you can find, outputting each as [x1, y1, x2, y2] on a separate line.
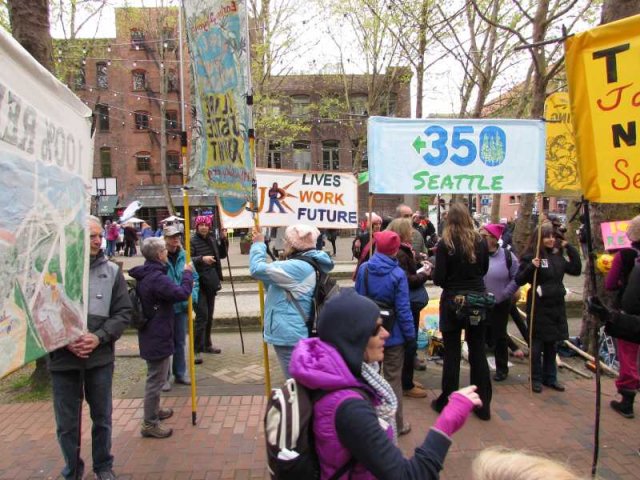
[433, 386, 481, 437]
[587, 296, 610, 322]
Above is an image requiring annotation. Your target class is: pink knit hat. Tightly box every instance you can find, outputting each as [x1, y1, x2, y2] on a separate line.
[284, 224, 320, 251]
[374, 231, 401, 256]
[483, 223, 505, 240]
[195, 215, 212, 227]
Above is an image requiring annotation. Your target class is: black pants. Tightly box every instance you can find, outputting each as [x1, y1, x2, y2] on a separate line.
[194, 283, 216, 353]
[328, 238, 337, 256]
[488, 300, 511, 376]
[531, 339, 558, 385]
[401, 302, 423, 390]
[436, 301, 492, 415]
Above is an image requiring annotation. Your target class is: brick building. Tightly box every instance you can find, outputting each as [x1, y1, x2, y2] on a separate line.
[58, 7, 412, 227]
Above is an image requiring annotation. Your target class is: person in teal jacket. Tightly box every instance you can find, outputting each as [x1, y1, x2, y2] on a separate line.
[249, 223, 334, 378]
[163, 226, 199, 389]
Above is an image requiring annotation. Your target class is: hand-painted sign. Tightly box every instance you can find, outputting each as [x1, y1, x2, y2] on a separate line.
[367, 117, 545, 194]
[565, 15, 640, 203]
[544, 93, 581, 196]
[218, 168, 359, 229]
[600, 220, 632, 251]
[0, 29, 92, 378]
[184, 0, 253, 212]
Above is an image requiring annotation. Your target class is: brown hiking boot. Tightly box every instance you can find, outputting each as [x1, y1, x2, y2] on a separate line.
[141, 421, 173, 439]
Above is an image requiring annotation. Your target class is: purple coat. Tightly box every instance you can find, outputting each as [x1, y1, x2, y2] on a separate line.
[130, 260, 193, 361]
[290, 338, 393, 480]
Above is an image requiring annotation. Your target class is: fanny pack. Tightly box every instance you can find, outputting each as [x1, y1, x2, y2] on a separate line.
[451, 292, 496, 326]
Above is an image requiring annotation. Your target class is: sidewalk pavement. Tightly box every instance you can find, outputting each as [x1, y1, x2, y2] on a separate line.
[0, 377, 637, 479]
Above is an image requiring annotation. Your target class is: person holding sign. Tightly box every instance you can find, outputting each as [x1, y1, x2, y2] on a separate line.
[432, 203, 491, 420]
[515, 225, 581, 393]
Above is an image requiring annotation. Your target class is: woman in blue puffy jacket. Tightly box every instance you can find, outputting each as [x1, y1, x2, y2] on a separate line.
[355, 230, 415, 436]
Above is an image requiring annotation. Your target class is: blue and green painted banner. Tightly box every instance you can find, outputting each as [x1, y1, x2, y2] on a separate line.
[367, 117, 546, 194]
[184, 0, 253, 213]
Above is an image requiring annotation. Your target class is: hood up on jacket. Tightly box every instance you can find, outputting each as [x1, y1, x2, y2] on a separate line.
[366, 251, 400, 276]
[291, 288, 380, 385]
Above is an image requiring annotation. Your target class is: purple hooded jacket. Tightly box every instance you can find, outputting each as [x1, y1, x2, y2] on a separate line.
[290, 338, 391, 480]
[130, 260, 193, 361]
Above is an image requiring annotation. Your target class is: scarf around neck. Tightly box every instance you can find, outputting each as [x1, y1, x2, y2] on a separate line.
[360, 362, 399, 444]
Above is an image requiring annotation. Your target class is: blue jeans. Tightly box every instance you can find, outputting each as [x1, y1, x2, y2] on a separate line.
[172, 312, 187, 379]
[51, 363, 114, 479]
[105, 239, 116, 257]
[273, 345, 295, 378]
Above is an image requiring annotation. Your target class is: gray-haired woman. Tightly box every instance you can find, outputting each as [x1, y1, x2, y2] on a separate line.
[129, 237, 194, 439]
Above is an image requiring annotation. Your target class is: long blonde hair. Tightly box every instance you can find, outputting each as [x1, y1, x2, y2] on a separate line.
[472, 447, 588, 480]
[386, 218, 413, 244]
[442, 202, 480, 263]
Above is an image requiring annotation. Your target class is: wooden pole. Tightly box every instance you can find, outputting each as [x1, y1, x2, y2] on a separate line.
[527, 194, 544, 394]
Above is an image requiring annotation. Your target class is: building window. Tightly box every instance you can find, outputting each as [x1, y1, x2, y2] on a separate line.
[291, 95, 311, 118]
[132, 70, 146, 91]
[135, 151, 151, 172]
[380, 92, 397, 116]
[74, 66, 86, 90]
[165, 110, 178, 131]
[350, 94, 368, 116]
[292, 140, 311, 170]
[267, 142, 282, 169]
[322, 140, 340, 170]
[131, 29, 145, 49]
[167, 69, 178, 92]
[100, 147, 111, 177]
[162, 28, 176, 51]
[134, 111, 150, 130]
[167, 151, 180, 171]
[96, 62, 108, 89]
[96, 104, 109, 131]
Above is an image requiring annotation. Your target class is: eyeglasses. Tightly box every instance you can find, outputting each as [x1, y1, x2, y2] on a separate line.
[402, 214, 412, 218]
[90, 234, 104, 239]
[371, 323, 384, 336]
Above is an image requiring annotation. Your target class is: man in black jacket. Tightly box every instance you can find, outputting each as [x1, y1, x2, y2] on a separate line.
[48, 216, 132, 480]
[190, 215, 228, 362]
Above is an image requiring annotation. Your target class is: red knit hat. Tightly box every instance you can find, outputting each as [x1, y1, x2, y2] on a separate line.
[483, 223, 505, 240]
[374, 231, 401, 256]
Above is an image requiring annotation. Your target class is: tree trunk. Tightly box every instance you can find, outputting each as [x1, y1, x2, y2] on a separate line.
[581, 0, 640, 352]
[490, 193, 501, 222]
[8, 0, 53, 387]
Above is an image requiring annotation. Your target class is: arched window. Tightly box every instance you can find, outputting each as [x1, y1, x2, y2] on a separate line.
[134, 111, 150, 130]
[96, 62, 108, 89]
[135, 151, 151, 172]
[292, 140, 311, 170]
[132, 69, 147, 91]
[167, 69, 178, 92]
[165, 110, 178, 130]
[322, 140, 340, 170]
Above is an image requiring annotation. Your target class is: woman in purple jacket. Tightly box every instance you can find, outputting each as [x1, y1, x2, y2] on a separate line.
[130, 237, 193, 439]
[290, 288, 481, 479]
[479, 224, 519, 382]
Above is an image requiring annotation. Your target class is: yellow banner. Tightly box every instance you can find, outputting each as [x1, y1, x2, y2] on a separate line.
[544, 92, 581, 196]
[565, 15, 640, 203]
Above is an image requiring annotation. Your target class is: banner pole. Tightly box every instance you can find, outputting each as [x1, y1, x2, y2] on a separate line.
[528, 193, 544, 395]
[367, 193, 374, 260]
[582, 199, 601, 477]
[177, 2, 197, 426]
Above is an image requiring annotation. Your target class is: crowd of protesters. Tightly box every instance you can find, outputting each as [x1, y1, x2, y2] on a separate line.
[48, 204, 623, 479]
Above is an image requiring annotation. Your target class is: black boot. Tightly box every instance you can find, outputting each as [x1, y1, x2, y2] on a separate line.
[610, 389, 635, 418]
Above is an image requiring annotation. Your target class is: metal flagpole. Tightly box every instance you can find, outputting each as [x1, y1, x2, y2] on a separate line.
[177, 1, 198, 426]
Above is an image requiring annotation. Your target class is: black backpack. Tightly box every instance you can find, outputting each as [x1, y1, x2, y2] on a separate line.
[127, 279, 157, 331]
[264, 378, 358, 480]
[288, 256, 340, 336]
